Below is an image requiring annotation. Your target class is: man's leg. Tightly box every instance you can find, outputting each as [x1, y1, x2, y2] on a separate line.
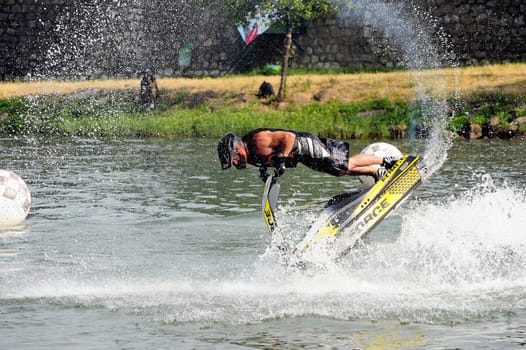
[344, 154, 400, 177]
[345, 154, 383, 176]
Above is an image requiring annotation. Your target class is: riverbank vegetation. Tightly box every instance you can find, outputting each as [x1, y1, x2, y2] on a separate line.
[0, 63, 525, 139]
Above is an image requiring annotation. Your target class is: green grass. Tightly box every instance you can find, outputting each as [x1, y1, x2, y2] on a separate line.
[447, 92, 526, 134]
[0, 79, 524, 139]
[0, 93, 414, 138]
[240, 65, 408, 77]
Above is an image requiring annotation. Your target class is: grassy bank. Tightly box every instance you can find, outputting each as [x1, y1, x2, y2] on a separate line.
[1, 63, 525, 139]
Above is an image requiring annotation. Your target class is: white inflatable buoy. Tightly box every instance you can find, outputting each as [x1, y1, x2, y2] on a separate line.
[358, 142, 403, 188]
[0, 170, 31, 227]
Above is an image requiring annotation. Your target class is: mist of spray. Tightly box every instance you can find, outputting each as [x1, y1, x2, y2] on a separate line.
[35, 0, 205, 79]
[258, 0, 464, 268]
[340, 0, 458, 175]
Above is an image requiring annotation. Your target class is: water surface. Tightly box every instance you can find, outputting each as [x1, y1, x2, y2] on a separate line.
[1, 137, 525, 349]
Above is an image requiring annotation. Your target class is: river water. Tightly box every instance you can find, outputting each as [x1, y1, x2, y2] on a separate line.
[1, 137, 525, 349]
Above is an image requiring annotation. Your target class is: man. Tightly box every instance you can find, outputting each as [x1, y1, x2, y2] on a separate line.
[217, 128, 399, 182]
[138, 69, 159, 110]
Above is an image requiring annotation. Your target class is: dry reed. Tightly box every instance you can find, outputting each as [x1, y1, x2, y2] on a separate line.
[0, 63, 524, 101]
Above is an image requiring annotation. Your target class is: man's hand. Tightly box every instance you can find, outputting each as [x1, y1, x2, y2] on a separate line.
[271, 153, 292, 167]
[270, 153, 297, 169]
[274, 162, 285, 177]
[259, 167, 269, 183]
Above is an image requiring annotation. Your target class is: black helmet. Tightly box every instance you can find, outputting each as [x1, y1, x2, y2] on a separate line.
[217, 132, 247, 170]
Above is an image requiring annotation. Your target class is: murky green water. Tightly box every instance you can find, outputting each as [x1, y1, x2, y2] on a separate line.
[1, 137, 525, 349]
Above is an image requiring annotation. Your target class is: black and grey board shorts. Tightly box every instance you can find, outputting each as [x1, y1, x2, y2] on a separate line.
[295, 134, 350, 176]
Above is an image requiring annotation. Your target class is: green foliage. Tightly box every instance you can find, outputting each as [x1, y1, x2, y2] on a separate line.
[470, 113, 487, 126]
[237, 66, 406, 77]
[459, 91, 516, 120]
[0, 97, 29, 115]
[451, 91, 523, 128]
[0, 91, 416, 139]
[216, 0, 350, 27]
[1, 80, 524, 139]
[0, 97, 30, 134]
[514, 105, 526, 118]
[0, 90, 140, 136]
[448, 115, 470, 133]
[262, 64, 282, 75]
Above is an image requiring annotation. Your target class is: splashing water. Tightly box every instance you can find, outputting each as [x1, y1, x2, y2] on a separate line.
[258, 0, 463, 269]
[37, 0, 135, 79]
[349, 175, 526, 284]
[258, 4, 524, 301]
[34, 1, 206, 79]
[341, 0, 457, 175]
[252, 175, 526, 323]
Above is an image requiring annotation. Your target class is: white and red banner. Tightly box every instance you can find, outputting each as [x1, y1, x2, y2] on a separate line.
[237, 6, 274, 45]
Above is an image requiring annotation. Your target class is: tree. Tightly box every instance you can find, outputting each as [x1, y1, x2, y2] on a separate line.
[209, 0, 352, 102]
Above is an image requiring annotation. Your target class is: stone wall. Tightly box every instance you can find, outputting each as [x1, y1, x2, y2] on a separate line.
[0, 0, 242, 79]
[293, 0, 526, 70]
[0, 0, 525, 80]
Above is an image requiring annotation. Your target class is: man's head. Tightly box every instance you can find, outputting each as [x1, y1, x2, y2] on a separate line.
[140, 69, 154, 80]
[217, 132, 248, 170]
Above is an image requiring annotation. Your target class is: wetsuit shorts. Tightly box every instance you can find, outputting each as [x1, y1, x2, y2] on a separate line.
[294, 133, 350, 176]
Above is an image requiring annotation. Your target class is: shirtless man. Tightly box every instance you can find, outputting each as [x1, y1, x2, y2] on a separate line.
[217, 128, 398, 182]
